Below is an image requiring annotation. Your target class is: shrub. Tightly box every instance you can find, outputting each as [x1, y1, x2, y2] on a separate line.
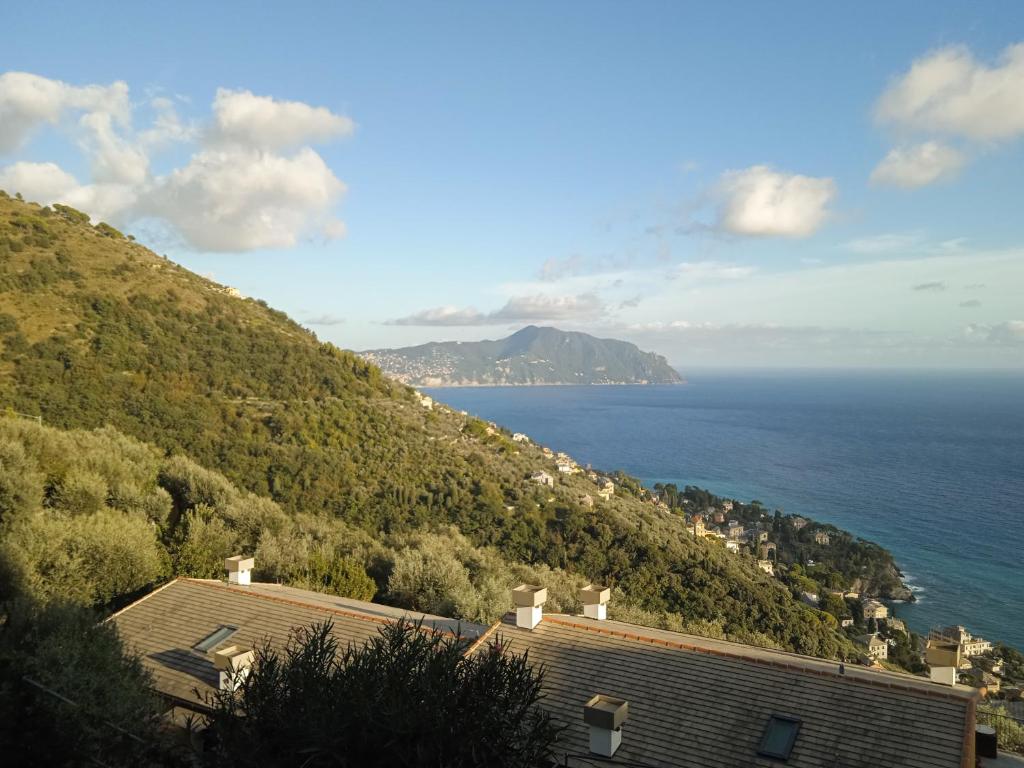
[202, 619, 560, 767]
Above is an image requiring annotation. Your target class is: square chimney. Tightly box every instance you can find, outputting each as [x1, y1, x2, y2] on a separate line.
[583, 694, 629, 757]
[580, 584, 610, 620]
[225, 555, 254, 586]
[213, 645, 255, 692]
[512, 584, 547, 630]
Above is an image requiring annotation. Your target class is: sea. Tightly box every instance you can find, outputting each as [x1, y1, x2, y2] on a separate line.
[425, 371, 1024, 650]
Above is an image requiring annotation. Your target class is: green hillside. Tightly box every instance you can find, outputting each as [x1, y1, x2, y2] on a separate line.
[363, 325, 684, 386]
[0, 191, 854, 658]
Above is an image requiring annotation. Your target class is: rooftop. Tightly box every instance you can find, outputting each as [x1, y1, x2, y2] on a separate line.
[109, 579, 489, 710]
[480, 612, 978, 768]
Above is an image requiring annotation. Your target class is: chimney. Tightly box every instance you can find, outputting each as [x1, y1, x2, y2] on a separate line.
[584, 694, 629, 757]
[225, 555, 254, 586]
[580, 584, 610, 620]
[213, 645, 255, 692]
[512, 584, 547, 630]
[929, 666, 957, 686]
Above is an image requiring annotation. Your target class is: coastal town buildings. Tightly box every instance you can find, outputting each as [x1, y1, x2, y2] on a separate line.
[862, 598, 889, 621]
[111, 564, 983, 768]
[930, 625, 993, 657]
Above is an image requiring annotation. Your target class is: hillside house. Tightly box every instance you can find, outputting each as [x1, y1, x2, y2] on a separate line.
[756, 560, 775, 576]
[556, 462, 575, 474]
[111, 567, 983, 768]
[691, 515, 706, 538]
[862, 598, 889, 621]
[512, 432, 530, 443]
[859, 634, 889, 662]
[530, 470, 554, 487]
[725, 540, 740, 554]
[885, 617, 907, 634]
[597, 478, 615, 500]
[726, 520, 744, 540]
[814, 531, 831, 546]
[580, 494, 594, 508]
[722, 500, 734, 512]
[792, 516, 809, 530]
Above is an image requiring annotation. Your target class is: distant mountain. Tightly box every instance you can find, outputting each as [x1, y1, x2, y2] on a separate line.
[362, 326, 684, 386]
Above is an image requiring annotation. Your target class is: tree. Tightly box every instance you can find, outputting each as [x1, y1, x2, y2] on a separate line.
[0, 601, 175, 767]
[202, 619, 561, 768]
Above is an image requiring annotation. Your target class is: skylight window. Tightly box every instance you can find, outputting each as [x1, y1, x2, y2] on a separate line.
[757, 714, 801, 761]
[194, 625, 238, 653]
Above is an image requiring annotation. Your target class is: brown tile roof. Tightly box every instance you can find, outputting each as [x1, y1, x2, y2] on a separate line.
[482, 613, 978, 768]
[108, 578, 489, 711]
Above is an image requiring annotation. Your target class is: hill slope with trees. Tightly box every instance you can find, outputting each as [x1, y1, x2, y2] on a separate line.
[0, 191, 854, 659]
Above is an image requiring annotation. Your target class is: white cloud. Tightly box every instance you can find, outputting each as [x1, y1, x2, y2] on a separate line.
[79, 111, 150, 185]
[141, 147, 346, 251]
[387, 293, 607, 326]
[0, 71, 129, 153]
[844, 232, 926, 254]
[966, 320, 1024, 346]
[491, 293, 605, 322]
[875, 43, 1024, 141]
[388, 306, 488, 326]
[0, 71, 354, 252]
[211, 89, 355, 149]
[714, 165, 836, 238]
[870, 141, 965, 188]
[303, 313, 346, 326]
[0, 161, 79, 200]
[669, 261, 755, 281]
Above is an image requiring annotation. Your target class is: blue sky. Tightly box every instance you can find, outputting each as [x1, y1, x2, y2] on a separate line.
[2, 1, 1023, 368]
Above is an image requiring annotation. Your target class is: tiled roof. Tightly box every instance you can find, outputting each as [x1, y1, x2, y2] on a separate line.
[481, 613, 977, 768]
[108, 579, 489, 710]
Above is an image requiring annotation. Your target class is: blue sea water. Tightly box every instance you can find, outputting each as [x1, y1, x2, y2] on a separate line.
[426, 372, 1024, 650]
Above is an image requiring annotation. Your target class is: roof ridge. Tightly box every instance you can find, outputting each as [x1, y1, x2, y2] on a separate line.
[186, 578, 394, 627]
[542, 615, 977, 704]
[184, 579, 470, 638]
[103, 577, 182, 623]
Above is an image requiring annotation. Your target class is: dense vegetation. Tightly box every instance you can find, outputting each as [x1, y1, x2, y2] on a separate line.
[0, 191, 855, 659]
[363, 324, 684, 385]
[202, 620, 559, 768]
[0, 601, 176, 767]
[654, 483, 911, 600]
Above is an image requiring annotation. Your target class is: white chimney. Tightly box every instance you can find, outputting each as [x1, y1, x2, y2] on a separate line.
[512, 584, 547, 630]
[213, 645, 255, 692]
[580, 584, 610, 620]
[225, 555, 254, 586]
[930, 666, 957, 686]
[584, 694, 629, 757]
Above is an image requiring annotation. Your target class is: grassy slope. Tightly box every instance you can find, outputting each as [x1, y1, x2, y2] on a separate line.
[0, 192, 855, 658]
